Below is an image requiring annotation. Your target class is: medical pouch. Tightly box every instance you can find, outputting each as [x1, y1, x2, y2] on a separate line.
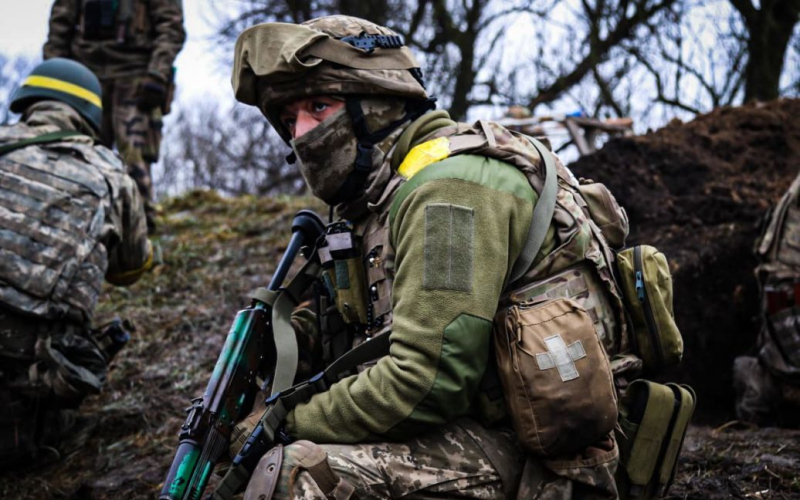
[493, 298, 617, 457]
[577, 179, 629, 250]
[617, 245, 683, 372]
[616, 380, 696, 499]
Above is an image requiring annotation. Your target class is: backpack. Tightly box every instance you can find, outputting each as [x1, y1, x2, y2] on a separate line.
[472, 132, 693, 497]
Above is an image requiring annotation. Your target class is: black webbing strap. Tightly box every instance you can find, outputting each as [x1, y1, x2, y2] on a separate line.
[322, 332, 390, 384]
[270, 331, 391, 413]
[0, 131, 83, 156]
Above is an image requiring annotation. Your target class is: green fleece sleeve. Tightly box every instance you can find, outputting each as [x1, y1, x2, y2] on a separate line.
[284, 155, 535, 442]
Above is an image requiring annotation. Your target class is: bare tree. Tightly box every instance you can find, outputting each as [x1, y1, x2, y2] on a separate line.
[211, 0, 546, 120]
[158, 101, 305, 198]
[730, 0, 800, 102]
[525, 0, 680, 114]
[162, 0, 799, 196]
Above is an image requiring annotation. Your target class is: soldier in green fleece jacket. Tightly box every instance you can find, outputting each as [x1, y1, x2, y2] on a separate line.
[231, 15, 623, 500]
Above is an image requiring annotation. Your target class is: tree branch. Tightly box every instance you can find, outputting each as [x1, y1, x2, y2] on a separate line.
[528, 0, 678, 110]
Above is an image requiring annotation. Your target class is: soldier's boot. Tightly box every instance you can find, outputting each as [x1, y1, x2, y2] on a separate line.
[0, 396, 65, 471]
[733, 356, 780, 426]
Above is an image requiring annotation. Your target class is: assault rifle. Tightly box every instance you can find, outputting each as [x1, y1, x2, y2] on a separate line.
[159, 210, 325, 500]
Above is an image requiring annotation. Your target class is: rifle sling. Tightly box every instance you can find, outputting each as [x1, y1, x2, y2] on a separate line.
[0, 131, 84, 156]
[260, 258, 323, 397]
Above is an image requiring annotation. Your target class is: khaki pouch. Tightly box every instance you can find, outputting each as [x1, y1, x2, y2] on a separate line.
[494, 298, 617, 457]
[616, 380, 696, 499]
[578, 179, 629, 249]
[617, 246, 683, 372]
[326, 258, 368, 325]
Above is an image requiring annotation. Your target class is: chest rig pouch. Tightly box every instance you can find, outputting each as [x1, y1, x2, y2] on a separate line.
[318, 221, 369, 330]
[81, 0, 136, 42]
[81, 0, 117, 40]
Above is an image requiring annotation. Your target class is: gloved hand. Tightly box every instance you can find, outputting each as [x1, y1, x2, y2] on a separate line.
[228, 395, 266, 459]
[136, 76, 167, 111]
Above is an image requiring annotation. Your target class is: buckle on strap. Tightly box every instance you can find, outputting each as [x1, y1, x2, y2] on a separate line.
[354, 143, 373, 171]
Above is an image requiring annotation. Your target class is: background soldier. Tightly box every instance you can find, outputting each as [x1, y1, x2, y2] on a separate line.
[734, 173, 800, 427]
[0, 58, 153, 468]
[227, 16, 625, 499]
[43, 0, 186, 232]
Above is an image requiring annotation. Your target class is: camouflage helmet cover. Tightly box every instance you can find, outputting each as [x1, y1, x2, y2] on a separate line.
[231, 15, 428, 139]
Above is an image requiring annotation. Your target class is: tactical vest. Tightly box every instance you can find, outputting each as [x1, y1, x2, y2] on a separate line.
[0, 126, 122, 324]
[321, 119, 628, 363]
[78, 0, 147, 43]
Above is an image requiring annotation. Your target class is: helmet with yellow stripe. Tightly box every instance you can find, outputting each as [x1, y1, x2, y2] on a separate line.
[10, 58, 103, 133]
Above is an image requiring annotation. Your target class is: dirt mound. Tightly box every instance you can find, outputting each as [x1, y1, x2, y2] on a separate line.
[570, 99, 800, 418]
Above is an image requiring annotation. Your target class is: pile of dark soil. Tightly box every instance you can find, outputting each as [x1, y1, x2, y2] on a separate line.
[570, 99, 800, 419]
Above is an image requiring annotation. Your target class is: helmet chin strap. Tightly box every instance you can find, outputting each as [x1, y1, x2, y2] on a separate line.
[322, 96, 436, 206]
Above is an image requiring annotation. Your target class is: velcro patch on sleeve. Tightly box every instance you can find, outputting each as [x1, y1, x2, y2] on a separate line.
[423, 203, 474, 292]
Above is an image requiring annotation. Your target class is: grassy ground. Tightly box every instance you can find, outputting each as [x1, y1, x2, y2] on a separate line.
[0, 190, 798, 499]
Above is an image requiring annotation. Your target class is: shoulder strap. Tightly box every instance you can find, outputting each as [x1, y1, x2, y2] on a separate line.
[0, 131, 84, 156]
[509, 137, 558, 283]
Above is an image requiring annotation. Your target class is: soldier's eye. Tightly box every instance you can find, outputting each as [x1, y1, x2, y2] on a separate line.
[312, 101, 329, 113]
[283, 118, 296, 131]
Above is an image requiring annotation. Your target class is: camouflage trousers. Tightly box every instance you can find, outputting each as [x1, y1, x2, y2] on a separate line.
[733, 355, 800, 427]
[244, 419, 620, 500]
[0, 310, 107, 468]
[100, 76, 163, 206]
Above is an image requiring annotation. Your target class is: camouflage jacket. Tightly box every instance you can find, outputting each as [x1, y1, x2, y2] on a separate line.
[43, 0, 186, 82]
[754, 171, 800, 377]
[285, 111, 627, 443]
[0, 101, 151, 324]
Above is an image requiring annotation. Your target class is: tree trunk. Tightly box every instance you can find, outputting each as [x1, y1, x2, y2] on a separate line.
[733, 0, 800, 102]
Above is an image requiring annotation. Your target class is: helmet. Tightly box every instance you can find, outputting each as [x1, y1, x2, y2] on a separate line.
[10, 58, 103, 133]
[232, 15, 429, 141]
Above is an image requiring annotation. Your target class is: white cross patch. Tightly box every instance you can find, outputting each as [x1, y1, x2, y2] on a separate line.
[535, 334, 587, 382]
